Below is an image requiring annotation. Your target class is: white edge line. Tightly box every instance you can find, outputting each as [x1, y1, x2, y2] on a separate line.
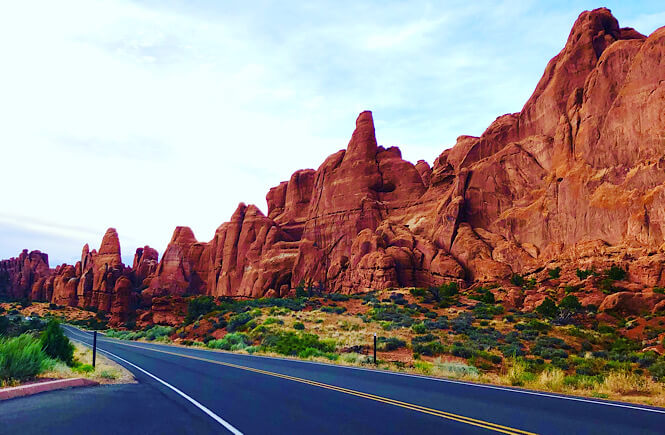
[65, 325, 665, 415]
[65, 329, 243, 435]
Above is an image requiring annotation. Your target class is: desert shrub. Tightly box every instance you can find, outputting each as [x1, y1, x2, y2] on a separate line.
[500, 343, 525, 357]
[558, 295, 582, 311]
[451, 313, 474, 334]
[72, 363, 94, 374]
[369, 305, 415, 327]
[654, 287, 665, 295]
[411, 322, 427, 334]
[516, 319, 551, 333]
[506, 358, 536, 386]
[576, 268, 594, 280]
[144, 325, 173, 341]
[605, 265, 627, 281]
[207, 332, 251, 351]
[261, 331, 335, 356]
[412, 340, 445, 356]
[293, 321, 305, 330]
[424, 318, 448, 330]
[328, 293, 350, 302]
[412, 333, 438, 344]
[417, 283, 458, 305]
[0, 334, 54, 381]
[473, 303, 503, 319]
[451, 343, 474, 359]
[532, 337, 569, 360]
[295, 281, 307, 298]
[377, 337, 406, 351]
[414, 360, 433, 374]
[227, 312, 254, 332]
[320, 306, 346, 314]
[648, 361, 665, 381]
[536, 298, 558, 318]
[263, 317, 283, 326]
[40, 320, 74, 365]
[510, 274, 525, 287]
[610, 337, 641, 354]
[548, 267, 561, 279]
[434, 359, 479, 377]
[599, 278, 617, 294]
[410, 288, 426, 298]
[185, 296, 217, 324]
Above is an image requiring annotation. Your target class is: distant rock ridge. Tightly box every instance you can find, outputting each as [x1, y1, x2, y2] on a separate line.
[1, 8, 664, 325]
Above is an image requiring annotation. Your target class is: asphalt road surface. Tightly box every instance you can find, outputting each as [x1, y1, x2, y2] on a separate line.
[1, 324, 664, 434]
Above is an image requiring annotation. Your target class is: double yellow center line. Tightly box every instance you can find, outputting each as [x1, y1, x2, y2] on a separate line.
[105, 339, 535, 435]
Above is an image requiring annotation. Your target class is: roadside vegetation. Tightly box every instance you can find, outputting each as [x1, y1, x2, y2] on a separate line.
[0, 310, 131, 387]
[7, 264, 665, 407]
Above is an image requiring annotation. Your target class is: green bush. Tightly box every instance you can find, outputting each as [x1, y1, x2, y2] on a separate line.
[320, 306, 346, 314]
[293, 322, 305, 330]
[207, 333, 251, 351]
[473, 303, 503, 319]
[536, 298, 558, 318]
[412, 340, 445, 356]
[185, 296, 217, 324]
[377, 337, 406, 351]
[648, 361, 665, 381]
[510, 274, 525, 287]
[411, 323, 427, 334]
[72, 363, 94, 374]
[410, 288, 426, 298]
[654, 287, 665, 295]
[558, 295, 582, 311]
[261, 331, 335, 356]
[144, 325, 173, 341]
[576, 268, 594, 280]
[0, 334, 54, 381]
[548, 267, 561, 279]
[227, 312, 254, 332]
[295, 281, 307, 298]
[40, 320, 74, 365]
[605, 265, 627, 281]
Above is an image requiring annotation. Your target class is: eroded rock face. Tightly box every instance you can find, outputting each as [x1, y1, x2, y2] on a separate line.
[0, 250, 51, 300]
[2, 8, 665, 319]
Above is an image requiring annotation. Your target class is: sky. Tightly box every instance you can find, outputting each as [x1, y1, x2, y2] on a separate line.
[1, 1, 664, 266]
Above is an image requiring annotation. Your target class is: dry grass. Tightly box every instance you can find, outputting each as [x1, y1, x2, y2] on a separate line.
[40, 341, 135, 384]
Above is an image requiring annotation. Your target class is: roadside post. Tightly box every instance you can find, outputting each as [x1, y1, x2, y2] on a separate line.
[93, 331, 97, 368]
[373, 333, 377, 365]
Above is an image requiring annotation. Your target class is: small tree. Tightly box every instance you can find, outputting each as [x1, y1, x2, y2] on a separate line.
[536, 298, 558, 318]
[295, 281, 307, 298]
[558, 295, 582, 311]
[40, 320, 74, 365]
[548, 267, 561, 280]
[185, 296, 217, 324]
[510, 274, 525, 287]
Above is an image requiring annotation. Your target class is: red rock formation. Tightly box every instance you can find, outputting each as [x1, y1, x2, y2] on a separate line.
[2, 8, 664, 319]
[0, 250, 51, 300]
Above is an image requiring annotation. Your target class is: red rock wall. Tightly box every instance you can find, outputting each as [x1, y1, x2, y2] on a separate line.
[2, 8, 665, 319]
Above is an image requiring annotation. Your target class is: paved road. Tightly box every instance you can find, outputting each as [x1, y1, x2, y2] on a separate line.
[1, 325, 664, 434]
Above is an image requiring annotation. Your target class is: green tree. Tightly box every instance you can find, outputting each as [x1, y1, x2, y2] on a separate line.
[40, 320, 74, 365]
[185, 296, 217, 324]
[548, 267, 561, 279]
[558, 295, 582, 311]
[536, 297, 558, 318]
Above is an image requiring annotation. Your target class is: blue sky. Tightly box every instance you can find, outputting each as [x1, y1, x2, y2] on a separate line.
[1, 1, 663, 266]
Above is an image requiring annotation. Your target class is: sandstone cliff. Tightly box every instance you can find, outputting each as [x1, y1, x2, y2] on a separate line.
[1, 8, 664, 324]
